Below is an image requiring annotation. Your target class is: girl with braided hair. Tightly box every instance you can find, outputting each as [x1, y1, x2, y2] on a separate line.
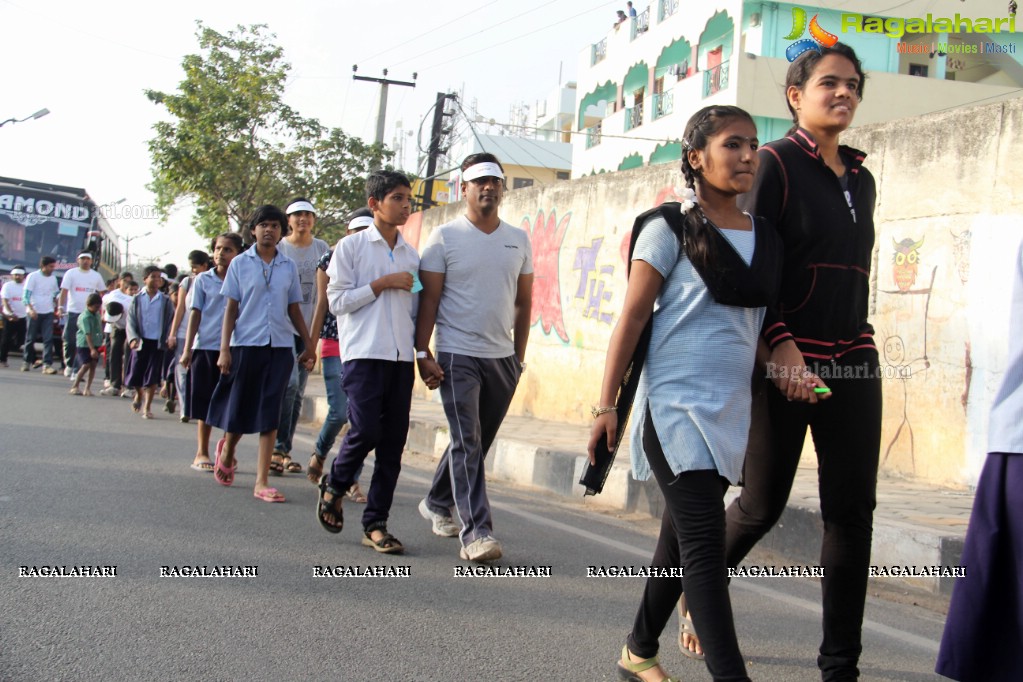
[588, 105, 792, 682]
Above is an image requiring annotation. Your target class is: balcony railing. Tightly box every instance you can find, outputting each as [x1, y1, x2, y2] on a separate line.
[585, 122, 603, 148]
[624, 103, 644, 131]
[659, 0, 679, 22]
[653, 90, 674, 120]
[591, 38, 607, 65]
[631, 9, 650, 40]
[703, 62, 730, 98]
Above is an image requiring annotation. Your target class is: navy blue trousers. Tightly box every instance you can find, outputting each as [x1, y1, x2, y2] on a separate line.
[328, 359, 414, 531]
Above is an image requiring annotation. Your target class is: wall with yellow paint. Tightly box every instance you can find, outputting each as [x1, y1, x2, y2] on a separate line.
[406, 98, 1023, 489]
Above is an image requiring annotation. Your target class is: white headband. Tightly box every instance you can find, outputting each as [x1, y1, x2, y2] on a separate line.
[348, 216, 374, 230]
[286, 200, 317, 215]
[10, 267, 26, 275]
[462, 162, 505, 182]
[77, 252, 93, 260]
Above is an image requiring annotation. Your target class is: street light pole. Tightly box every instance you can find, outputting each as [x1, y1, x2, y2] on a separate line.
[122, 232, 152, 271]
[0, 108, 50, 128]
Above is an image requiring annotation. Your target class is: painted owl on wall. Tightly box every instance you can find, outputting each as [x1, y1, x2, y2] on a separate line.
[892, 236, 924, 292]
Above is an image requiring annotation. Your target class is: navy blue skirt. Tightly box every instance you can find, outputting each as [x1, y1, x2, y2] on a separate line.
[124, 340, 165, 388]
[936, 452, 1023, 680]
[188, 349, 220, 423]
[205, 346, 293, 435]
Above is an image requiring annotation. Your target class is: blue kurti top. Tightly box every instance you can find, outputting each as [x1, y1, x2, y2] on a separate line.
[629, 214, 765, 485]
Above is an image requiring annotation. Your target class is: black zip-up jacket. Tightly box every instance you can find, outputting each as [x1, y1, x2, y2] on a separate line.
[738, 128, 877, 363]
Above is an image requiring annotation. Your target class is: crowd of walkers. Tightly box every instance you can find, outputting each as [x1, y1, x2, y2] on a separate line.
[4, 42, 1018, 682]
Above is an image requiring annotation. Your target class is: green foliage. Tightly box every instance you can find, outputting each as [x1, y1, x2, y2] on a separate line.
[146, 22, 393, 244]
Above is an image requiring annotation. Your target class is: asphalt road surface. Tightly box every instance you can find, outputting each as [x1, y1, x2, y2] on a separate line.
[1, 369, 949, 681]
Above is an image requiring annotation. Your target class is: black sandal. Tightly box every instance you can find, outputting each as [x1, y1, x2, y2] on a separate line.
[269, 453, 285, 475]
[362, 523, 404, 554]
[316, 474, 344, 534]
[282, 457, 302, 473]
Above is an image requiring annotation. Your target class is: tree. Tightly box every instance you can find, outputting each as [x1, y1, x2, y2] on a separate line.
[146, 23, 392, 244]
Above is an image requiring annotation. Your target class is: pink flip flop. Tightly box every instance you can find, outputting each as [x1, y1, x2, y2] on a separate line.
[254, 487, 285, 503]
[214, 438, 235, 486]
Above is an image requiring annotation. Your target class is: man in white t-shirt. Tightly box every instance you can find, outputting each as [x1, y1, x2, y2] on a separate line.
[415, 153, 534, 562]
[273, 198, 330, 473]
[23, 256, 61, 373]
[1, 266, 28, 368]
[58, 252, 105, 376]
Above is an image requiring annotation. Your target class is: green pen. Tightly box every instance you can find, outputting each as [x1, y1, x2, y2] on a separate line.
[814, 387, 832, 394]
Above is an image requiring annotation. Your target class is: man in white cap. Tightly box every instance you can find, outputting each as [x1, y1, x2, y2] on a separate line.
[58, 251, 106, 377]
[415, 153, 534, 561]
[23, 257, 60, 373]
[1, 266, 28, 368]
[273, 197, 330, 474]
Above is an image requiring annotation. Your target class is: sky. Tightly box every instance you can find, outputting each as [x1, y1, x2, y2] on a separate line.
[1, 0, 616, 264]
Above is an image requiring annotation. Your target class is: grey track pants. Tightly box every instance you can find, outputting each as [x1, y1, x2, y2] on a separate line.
[425, 352, 521, 545]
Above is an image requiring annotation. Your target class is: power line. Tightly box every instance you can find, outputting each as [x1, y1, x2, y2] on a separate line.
[360, 0, 501, 63]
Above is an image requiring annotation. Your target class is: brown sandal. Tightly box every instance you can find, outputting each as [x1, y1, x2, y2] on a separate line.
[282, 456, 302, 473]
[270, 453, 285, 475]
[345, 483, 368, 504]
[307, 453, 324, 483]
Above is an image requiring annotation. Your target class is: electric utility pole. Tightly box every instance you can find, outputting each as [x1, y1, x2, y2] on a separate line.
[352, 66, 416, 170]
[423, 92, 457, 209]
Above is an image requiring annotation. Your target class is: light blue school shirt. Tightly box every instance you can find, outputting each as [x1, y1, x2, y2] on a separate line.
[220, 246, 302, 348]
[629, 215, 764, 486]
[138, 290, 166, 341]
[190, 269, 228, 351]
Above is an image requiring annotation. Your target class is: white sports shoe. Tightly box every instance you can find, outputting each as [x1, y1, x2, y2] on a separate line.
[460, 536, 503, 562]
[418, 498, 460, 537]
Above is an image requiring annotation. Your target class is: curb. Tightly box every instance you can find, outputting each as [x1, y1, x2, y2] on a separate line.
[303, 394, 962, 595]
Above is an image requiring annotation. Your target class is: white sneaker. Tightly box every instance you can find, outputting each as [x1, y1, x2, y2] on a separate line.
[99, 386, 119, 396]
[63, 366, 72, 377]
[418, 498, 460, 537]
[460, 536, 502, 562]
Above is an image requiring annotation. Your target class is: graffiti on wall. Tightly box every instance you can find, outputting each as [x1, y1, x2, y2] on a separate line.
[523, 209, 571, 343]
[573, 238, 615, 325]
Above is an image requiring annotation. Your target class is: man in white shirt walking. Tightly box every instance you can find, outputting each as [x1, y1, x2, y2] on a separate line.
[59, 252, 105, 376]
[1, 266, 28, 367]
[415, 153, 534, 561]
[22, 256, 61, 373]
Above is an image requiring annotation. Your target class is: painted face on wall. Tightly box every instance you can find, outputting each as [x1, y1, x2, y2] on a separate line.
[892, 236, 924, 292]
[883, 335, 906, 366]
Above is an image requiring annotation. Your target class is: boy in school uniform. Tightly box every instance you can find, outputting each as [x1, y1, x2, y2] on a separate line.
[70, 293, 104, 395]
[125, 266, 174, 419]
[317, 170, 430, 554]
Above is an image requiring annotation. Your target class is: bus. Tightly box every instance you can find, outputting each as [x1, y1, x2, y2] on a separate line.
[0, 176, 121, 282]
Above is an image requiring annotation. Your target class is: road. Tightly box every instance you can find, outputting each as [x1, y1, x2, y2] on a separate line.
[1, 369, 949, 681]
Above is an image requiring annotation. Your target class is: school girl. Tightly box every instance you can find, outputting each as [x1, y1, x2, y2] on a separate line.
[169, 249, 212, 422]
[179, 233, 241, 472]
[205, 206, 316, 503]
[125, 266, 174, 419]
[588, 105, 789, 682]
[683, 44, 878, 681]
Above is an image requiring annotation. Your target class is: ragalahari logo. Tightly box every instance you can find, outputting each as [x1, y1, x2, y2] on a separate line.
[785, 7, 839, 61]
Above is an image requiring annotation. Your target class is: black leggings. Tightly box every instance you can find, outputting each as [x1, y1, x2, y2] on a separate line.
[627, 410, 751, 682]
[725, 351, 882, 681]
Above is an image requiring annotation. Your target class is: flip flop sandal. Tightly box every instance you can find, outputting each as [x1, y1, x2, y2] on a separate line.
[307, 453, 325, 484]
[677, 599, 705, 660]
[253, 487, 285, 503]
[214, 440, 235, 487]
[345, 484, 368, 504]
[283, 457, 302, 473]
[362, 524, 404, 554]
[316, 474, 344, 534]
[269, 454, 285, 475]
[131, 400, 141, 413]
[142, 411, 155, 419]
[69, 387, 81, 395]
[190, 461, 215, 472]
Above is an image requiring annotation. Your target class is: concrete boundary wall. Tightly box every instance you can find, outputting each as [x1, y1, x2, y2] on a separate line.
[406, 98, 1023, 488]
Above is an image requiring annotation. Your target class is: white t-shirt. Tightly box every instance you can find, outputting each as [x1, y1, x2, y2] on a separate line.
[23, 270, 59, 315]
[60, 268, 106, 314]
[102, 289, 133, 332]
[1, 281, 26, 318]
